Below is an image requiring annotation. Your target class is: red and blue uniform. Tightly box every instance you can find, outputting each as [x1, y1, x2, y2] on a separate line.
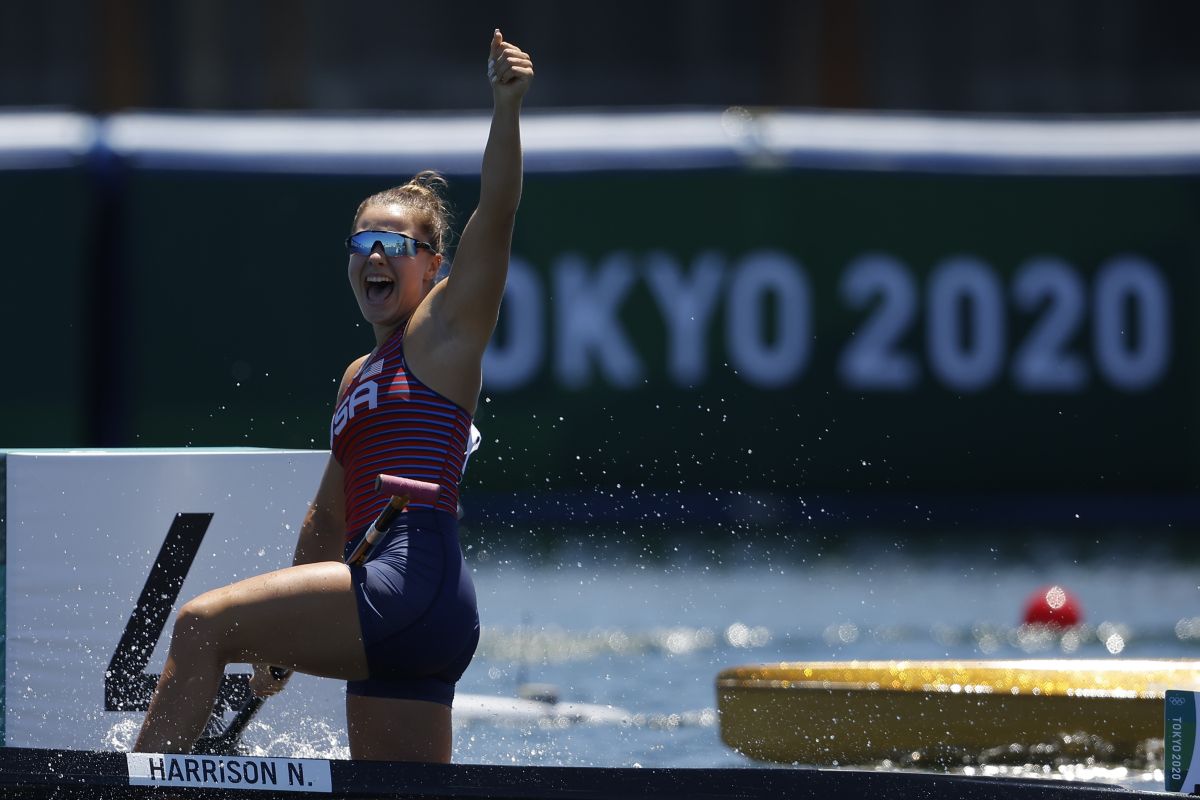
[331, 325, 479, 706]
[332, 325, 472, 527]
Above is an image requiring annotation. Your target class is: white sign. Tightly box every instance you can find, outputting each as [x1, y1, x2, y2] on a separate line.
[127, 752, 332, 793]
[3, 448, 333, 750]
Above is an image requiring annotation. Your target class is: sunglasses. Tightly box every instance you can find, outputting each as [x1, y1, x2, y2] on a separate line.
[345, 230, 436, 258]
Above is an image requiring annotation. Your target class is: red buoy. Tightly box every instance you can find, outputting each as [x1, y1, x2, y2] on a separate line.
[1023, 584, 1082, 627]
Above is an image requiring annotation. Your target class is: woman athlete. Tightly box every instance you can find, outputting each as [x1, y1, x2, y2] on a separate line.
[133, 30, 534, 762]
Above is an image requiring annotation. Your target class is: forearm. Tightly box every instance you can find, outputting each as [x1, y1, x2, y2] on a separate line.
[478, 98, 524, 220]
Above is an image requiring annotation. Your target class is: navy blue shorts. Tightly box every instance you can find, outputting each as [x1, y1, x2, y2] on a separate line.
[344, 509, 479, 706]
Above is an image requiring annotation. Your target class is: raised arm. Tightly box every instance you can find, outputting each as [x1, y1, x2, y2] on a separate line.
[436, 30, 534, 347]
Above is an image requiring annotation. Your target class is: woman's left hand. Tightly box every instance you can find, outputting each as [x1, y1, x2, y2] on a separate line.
[488, 30, 534, 103]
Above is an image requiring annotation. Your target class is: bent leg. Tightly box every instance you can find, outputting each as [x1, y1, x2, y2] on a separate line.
[346, 694, 451, 762]
[134, 561, 368, 753]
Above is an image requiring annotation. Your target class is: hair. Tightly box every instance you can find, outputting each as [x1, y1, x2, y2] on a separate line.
[351, 170, 454, 254]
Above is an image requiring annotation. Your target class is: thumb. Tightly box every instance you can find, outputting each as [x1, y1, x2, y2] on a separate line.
[490, 29, 504, 58]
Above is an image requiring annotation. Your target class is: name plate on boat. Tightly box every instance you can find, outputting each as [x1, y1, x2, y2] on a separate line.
[127, 753, 332, 793]
[1166, 690, 1200, 793]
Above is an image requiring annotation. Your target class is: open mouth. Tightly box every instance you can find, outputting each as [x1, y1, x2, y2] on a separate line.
[365, 274, 395, 303]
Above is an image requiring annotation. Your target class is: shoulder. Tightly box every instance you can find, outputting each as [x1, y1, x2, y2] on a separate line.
[400, 287, 484, 413]
[336, 355, 370, 400]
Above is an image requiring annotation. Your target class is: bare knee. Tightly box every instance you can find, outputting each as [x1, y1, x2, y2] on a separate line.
[171, 595, 232, 664]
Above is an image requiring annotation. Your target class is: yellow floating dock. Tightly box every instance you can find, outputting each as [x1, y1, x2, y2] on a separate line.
[717, 659, 1200, 765]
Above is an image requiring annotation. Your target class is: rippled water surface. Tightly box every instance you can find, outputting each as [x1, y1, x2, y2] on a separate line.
[20, 534, 1200, 792]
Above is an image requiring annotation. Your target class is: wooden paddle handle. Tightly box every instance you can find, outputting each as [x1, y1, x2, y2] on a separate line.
[373, 474, 442, 503]
[345, 495, 408, 567]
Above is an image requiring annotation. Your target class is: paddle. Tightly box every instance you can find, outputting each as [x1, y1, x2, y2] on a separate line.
[192, 668, 286, 755]
[190, 475, 442, 755]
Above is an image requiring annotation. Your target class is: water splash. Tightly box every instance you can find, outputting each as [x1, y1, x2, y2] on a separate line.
[102, 719, 141, 752]
[239, 718, 349, 760]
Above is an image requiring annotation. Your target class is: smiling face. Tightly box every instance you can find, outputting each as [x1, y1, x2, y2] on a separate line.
[348, 202, 442, 341]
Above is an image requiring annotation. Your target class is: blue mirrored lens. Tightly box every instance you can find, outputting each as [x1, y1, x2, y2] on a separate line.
[346, 231, 416, 257]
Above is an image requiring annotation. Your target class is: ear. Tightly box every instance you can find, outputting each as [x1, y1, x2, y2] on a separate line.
[425, 253, 443, 282]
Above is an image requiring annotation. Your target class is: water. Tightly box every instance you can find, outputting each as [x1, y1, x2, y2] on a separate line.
[21, 534, 1200, 792]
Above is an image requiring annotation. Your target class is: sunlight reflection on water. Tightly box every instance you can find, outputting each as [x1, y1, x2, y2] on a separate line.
[16, 541, 1200, 790]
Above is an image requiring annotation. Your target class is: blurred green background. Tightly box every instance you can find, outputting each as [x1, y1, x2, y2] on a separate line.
[4, 146, 1198, 520]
